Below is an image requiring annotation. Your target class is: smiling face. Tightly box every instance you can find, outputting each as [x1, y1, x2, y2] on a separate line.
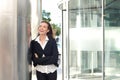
[38, 22, 50, 35]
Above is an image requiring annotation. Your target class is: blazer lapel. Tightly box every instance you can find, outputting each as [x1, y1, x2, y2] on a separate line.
[44, 40, 50, 51]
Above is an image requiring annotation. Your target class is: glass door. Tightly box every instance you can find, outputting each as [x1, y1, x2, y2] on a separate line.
[61, 0, 120, 80]
[68, 0, 103, 80]
[104, 0, 120, 80]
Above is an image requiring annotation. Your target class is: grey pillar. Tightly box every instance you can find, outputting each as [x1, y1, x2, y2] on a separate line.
[0, 0, 31, 80]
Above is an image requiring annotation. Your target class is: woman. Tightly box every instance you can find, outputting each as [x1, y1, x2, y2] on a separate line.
[30, 21, 59, 80]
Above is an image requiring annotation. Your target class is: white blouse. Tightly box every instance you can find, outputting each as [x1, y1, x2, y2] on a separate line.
[35, 36, 57, 74]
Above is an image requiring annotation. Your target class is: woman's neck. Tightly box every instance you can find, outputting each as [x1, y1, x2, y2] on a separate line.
[39, 35, 47, 41]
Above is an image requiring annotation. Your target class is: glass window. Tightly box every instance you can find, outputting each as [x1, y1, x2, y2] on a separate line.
[104, 0, 120, 80]
[68, 0, 103, 80]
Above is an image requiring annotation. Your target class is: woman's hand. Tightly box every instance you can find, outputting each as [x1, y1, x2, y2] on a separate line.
[34, 53, 38, 58]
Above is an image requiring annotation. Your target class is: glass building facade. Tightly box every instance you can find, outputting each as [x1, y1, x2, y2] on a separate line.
[1, 0, 120, 80]
[58, 0, 120, 80]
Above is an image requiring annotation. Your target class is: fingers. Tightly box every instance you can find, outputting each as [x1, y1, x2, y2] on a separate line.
[34, 53, 38, 58]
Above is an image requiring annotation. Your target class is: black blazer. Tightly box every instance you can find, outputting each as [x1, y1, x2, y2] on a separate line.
[30, 36, 59, 67]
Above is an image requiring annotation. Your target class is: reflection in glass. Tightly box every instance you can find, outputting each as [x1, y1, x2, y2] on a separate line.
[104, 0, 120, 80]
[69, 51, 102, 78]
[60, 0, 120, 79]
[69, 0, 102, 28]
[68, 0, 103, 80]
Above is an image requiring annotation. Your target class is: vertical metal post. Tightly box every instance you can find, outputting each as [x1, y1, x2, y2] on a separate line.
[62, 0, 69, 80]
[102, 0, 105, 80]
